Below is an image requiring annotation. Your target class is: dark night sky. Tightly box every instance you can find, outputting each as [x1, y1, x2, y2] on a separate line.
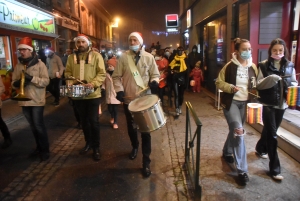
[99, 0, 179, 30]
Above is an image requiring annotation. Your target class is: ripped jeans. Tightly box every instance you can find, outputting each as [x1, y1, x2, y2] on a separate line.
[222, 100, 248, 174]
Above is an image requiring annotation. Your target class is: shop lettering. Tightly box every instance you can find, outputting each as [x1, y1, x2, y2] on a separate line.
[0, 2, 30, 25]
[64, 19, 78, 28]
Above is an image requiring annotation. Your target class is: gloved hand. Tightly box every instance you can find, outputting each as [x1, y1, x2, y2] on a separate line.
[148, 80, 158, 94]
[13, 79, 21, 88]
[23, 71, 33, 82]
[101, 88, 106, 97]
[116, 91, 124, 102]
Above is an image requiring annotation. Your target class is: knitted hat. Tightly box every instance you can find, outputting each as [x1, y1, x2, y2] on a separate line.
[46, 47, 54, 53]
[195, 61, 201, 67]
[74, 34, 91, 46]
[128, 32, 143, 45]
[18, 37, 33, 52]
[107, 57, 117, 68]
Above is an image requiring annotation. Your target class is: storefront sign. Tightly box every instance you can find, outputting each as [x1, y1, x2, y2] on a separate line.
[0, 0, 56, 36]
[62, 16, 79, 31]
[165, 14, 178, 27]
[187, 10, 191, 28]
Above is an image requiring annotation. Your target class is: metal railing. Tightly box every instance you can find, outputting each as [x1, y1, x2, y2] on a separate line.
[184, 101, 202, 200]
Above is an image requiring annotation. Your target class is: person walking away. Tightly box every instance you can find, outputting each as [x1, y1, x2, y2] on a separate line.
[45, 47, 64, 106]
[189, 61, 204, 93]
[215, 38, 258, 185]
[112, 32, 160, 177]
[187, 45, 202, 90]
[155, 49, 169, 104]
[0, 76, 12, 149]
[255, 38, 298, 181]
[61, 49, 72, 85]
[169, 46, 188, 116]
[65, 34, 106, 161]
[101, 57, 120, 129]
[11, 37, 50, 161]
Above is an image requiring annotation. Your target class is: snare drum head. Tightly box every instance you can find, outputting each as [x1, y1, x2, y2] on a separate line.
[128, 94, 159, 112]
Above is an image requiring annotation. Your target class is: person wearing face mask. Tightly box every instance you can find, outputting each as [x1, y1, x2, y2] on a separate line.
[215, 38, 258, 185]
[155, 49, 169, 103]
[45, 47, 64, 106]
[112, 32, 160, 177]
[169, 46, 188, 116]
[101, 57, 120, 129]
[12, 37, 50, 161]
[65, 34, 106, 161]
[255, 38, 298, 181]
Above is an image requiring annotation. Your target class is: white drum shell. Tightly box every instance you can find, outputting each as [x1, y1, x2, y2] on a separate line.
[128, 95, 166, 132]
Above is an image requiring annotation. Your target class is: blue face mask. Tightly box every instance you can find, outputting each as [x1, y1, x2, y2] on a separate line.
[129, 45, 140, 52]
[240, 50, 251, 60]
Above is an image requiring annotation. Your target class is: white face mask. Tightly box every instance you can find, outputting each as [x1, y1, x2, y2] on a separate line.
[155, 56, 161, 60]
[129, 45, 140, 52]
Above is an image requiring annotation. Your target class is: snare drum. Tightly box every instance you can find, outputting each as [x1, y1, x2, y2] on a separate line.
[60, 85, 67, 96]
[128, 94, 166, 132]
[247, 103, 263, 124]
[61, 85, 94, 98]
[287, 86, 299, 109]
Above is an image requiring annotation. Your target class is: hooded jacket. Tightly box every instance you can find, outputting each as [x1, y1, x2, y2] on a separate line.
[12, 56, 50, 106]
[215, 53, 258, 110]
[46, 53, 64, 79]
[187, 45, 202, 69]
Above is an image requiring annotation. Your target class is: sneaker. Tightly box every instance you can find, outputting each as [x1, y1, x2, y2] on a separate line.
[113, 124, 118, 129]
[178, 108, 182, 114]
[222, 154, 234, 163]
[256, 151, 268, 159]
[175, 108, 180, 115]
[110, 118, 114, 124]
[238, 173, 249, 184]
[272, 174, 284, 180]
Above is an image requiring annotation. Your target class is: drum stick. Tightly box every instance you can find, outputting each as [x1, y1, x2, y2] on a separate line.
[248, 91, 260, 98]
[136, 78, 164, 95]
[69, 76, 85, 84]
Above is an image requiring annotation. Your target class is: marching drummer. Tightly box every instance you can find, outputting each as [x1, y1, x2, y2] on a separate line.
[64, 34, 106, 161]
[112, 32, 160, 177]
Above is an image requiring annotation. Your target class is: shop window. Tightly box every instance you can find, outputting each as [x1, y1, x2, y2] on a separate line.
[294, 0, 300, 31]
[259, 2, 283, 44]
[0, 36, 12, 100]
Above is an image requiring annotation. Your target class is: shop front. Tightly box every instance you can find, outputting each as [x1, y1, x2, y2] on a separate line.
[197, 8, 227, 92]
[0, 0, 57, 99]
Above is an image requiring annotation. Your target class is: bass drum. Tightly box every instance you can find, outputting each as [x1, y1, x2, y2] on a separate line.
[128, 94, 166, 132]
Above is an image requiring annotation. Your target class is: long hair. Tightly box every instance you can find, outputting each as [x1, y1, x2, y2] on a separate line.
[268, 38, 289, 60]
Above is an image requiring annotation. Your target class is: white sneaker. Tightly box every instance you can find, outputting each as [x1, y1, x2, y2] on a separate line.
[272, 174, 284, 180]
[256, 151, 268, 159]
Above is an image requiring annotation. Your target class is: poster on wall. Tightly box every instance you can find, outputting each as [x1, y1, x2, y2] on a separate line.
[291, 40, 297, 64]
[0, 37, 5, 58]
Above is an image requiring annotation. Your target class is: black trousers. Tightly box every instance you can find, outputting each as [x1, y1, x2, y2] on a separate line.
[255, 106, 285, 176]
[74, 98, 101, 148]
[172, 82, 185, 108]
[123, 104, 151, 166]
[0, 108, 11, 140]
[108, 104, 118, 124]
[47, 78, 60, 102]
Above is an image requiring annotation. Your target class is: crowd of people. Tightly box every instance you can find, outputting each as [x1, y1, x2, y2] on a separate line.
[0, 33, 297, 183]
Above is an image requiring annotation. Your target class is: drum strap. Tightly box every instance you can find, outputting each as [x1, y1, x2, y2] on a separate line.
[127, 53, 146, 90]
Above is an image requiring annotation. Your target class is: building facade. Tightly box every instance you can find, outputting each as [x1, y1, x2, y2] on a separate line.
[179, 0, 300, 92]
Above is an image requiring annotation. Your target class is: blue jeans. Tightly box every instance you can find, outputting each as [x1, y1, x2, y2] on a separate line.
[22, 106, 49, 153]
[222, 100, 248, 174]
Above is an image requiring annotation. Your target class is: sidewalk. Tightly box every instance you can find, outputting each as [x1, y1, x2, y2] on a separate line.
[1, 91, 300, 200]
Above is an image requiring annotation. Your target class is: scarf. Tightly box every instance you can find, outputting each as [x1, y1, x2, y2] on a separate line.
[169, 53, 187, 72]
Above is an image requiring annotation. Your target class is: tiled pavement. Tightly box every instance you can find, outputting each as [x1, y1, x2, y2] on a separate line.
[1, 91, 300, 201]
